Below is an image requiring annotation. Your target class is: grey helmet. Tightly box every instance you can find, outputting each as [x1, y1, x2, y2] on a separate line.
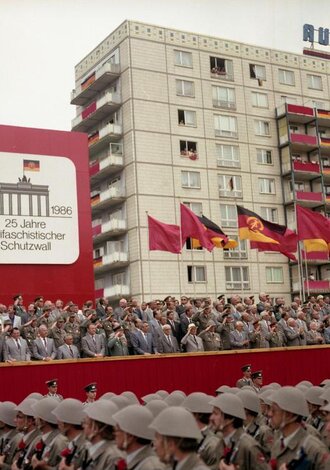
[305, 386, 325, 407]
[52, 399, 84, 425]
[32, 398, 59, 425]
[145, 400, 169, 417]
[0, 402, 17, 427]
[209, 393, 246, 420]
[15, 398, 37, 417]
[149, 406, 202, 440]
[237, 390, 261, 414]
[121, 391, 139, 404]
[271, 387, 309, 417]
[84, 399, 118, 426]
[110, 396, 132, 410]
[141, 393, 161, 404]
[182, 392, 213, 414]
[113, 404, 155, 440]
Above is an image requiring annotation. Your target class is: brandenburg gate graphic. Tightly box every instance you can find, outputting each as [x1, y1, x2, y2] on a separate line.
[0, 176, 50, 217]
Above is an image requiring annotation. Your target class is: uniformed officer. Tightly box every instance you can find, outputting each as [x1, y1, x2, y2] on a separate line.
[44, 379, 64, 400]
[83, 383, 97, 405]
[251, 370, 263, 393]
[182, 392, 221, 470]
[0, 401, 22, 470]
[269, 386, 330, 469]
[113, 404, 166, 469]
[236, 364, 252, 388]
[305, 386, 328, 445]
[198, 321, 222, 351]
[209, 393, 268, 470]
[150, 406, 209, 469]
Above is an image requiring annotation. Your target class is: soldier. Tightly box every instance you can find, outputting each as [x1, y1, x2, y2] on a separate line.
[269, 386, 330, 469]
[20, 316, 38, 354]
[198, 321, 222, 351]
[48, 317, 66, 349]
[52, 398, 86, 470]
[236, 364, 252, 388]
[113, 404, 166, 469]
[44, 379, 64, 400]
[83, 383, 97, 405]
[150, 406, 209, 469]
[182, 392, 221, 470]
[251, 370, 263, 393]
[305, 386, 329, 446]
[107, 324, 129, 356]
[64, 312, 82, 352]
[0, 401, 22, 470]
[82, 400, 124, 469]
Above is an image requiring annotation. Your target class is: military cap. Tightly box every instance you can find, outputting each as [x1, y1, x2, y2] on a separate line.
[57, 317, 65, 323]
[187, 323, 197, 330]
[217, 294, 225, 300]
[84, 399, 118, 426]
[182, 392, 213, 414]
[207, 320, 216, 327]
[52, 398, 84, 425]
[46, 379, 58, 387]
[113, 324, 123, 332]
[209, 393, 246, 420]
[145, 400, 169, 417]
[0, 402, 18, 427]
[69, 311, 76, 317]
[149, 406, 202, 440]
[32, 397, 59, 424]
[84, 383, 97, 393]
[16, 398, 37, 417]
[237, 390, 261, 414]
[271, 386, 309, 417]
[251, 370, 263, 380]
[241, 364, 251, 372]
[113, 404, 155, 440]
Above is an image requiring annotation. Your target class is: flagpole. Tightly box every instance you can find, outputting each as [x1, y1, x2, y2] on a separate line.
[304, 252, 310, 298]
[178, 207, 183, 299]
[145, 211, 153, 299]
[294, 202, 305, 302]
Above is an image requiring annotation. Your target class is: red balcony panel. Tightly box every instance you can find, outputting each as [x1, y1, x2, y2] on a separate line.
[304, 280, 330, 291]
[290, 133, 318, 146]
[82, 101, 97, 120]
[92, 225, 102, 237]
[95, 288, 104, 299]
[302, 250, 329, 261]
[287, 104, 314, 116]
[296, 191, 323, 202]
[89, 162, 100, 177]
[293, 161, 320, 173]
[320, 137, 330, 147]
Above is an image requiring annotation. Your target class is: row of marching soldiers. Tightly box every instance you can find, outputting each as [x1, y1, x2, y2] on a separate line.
[0, 383, 330, 470]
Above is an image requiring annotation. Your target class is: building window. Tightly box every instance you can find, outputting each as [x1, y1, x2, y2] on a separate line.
[218, 175, 242, 198]
[183, 201, 203, 216]
[212, 86, 236, 109]
[181, 171, 201, 189]
[176, 79, 195, 97]
[312, 100, 326, 109]
[266, 267, 284, 283]
[174, 50, 193, 67]
[251, 92, 269, 108]
[187, 265, 206, 283]
[280, 95, 297, 104]
[216, 144, 240, 167]
[214, 115, 238, 138]
[210, 56, 234, 80]
[254, 120, 270, 136]
[278, 69, 295, 86]
[249, 64, 266, 80]
[112, 272, 126, 285]
[257, 148, 272, 164]
[224, 237, 247, 259]
[180, 140, 198, 159]
[220, 204, 238, 228]
[178, 109, 196, 127]
[260, 207, 278, 223]
[307, 74, 323, 90]
[258, 178, 275, 194]
[225, 266, 250, 290]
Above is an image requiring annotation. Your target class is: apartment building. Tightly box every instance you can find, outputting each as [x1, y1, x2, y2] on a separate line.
[71, 20, 330, 303]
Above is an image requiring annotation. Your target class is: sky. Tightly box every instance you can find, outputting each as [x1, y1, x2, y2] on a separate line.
[1, 0, 330, 132]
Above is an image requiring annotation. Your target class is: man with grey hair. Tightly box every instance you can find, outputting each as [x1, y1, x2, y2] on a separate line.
[57, 334, 80, 359]
[157, 324, 180, 353]
[230, 321, 250, 349]
[32, 325, 57, 361]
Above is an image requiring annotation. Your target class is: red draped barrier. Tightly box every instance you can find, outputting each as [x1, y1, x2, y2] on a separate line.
[3, 345, 330, 403]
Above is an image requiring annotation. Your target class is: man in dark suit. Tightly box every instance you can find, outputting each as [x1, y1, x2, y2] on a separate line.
[57, 334, 80, 359]
[131, 321, 158, 355]
[180, 305, 194, 337]
[157, 325, 180, 353]
[81, 323, 105, 357]
[32, 325, 57, 361]
[166, 311, 181, 342]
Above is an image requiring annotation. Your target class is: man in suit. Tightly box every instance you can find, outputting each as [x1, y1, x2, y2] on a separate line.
[131, 321, 158, 355]
[4, 327, 31, 362]
[57, 334, 80, 359]
[166, 311, 181, 342]
[157, 325, 180, 353]
[2, 304, 22, 329]
[32, 325, 57, 361]
[285, 318, 303, 346]
[181, 323, 204, 352]
[180, 305, 194, 337]
[81, 323, 105, 358]
[230, 321, 250, 349]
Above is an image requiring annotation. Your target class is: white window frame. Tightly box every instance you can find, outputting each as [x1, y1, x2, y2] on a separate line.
[212, 86, 236, 109]
[258, 178, 275, 194]
[280, 95, 297, 104]
[210, 57, 234, 80]
[218, 175, 242, 198]
[266, 267, 284, 284]
[254, 120, 271, 136]
[176, 79, 195, 97]
[250, 64, 266, 80]
[260, 207, 278, 223]
[181, 171, 201, 189]
[187, 265, 206, 283]
[223, 237, 248, 259]
[183, 201, 203, 216]
[278, 69, 295, 86]
[225, 266, 250, 290]
[220, 204, 238, 228]
[174, 50, 193, 67]
[180, 140, 198, 158]
[214, 115, 238, 138]
[112, 272, 126, 286]
[307, 74, 323, 91]
[216, 144, 240, 168]
[178, 109, 197, 127]
[251, 92, 269, 108]
[257, 148, 272, 165]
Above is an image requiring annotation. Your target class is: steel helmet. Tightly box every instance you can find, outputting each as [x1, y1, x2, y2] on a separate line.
[84, 399, 118, 426]
[182, 392, 213, 414]
[121, 391, 139, 404]
[164, 394, 185, 406]
[141, 393, 161, 404]
[296, 380, 313, 388]
[156, 390, 169, 398]
[320, 387, 330, 404]
[32, 398, 59, 425]
[271, 387, 309, 417]
[98, 392, 116, 400]
[149, 406, 202, 440]
[259, 389, 274, 406]
[237, 390, 261, 414]
[52, 399, 84, 425]
[209, 393, 246, 420]
[145, 400, 169, 417]
[25, 392, 44, 400]
[113, 404, 155, 440]
[215, 385, 231, 394]
[110, 396, 132, 410]
[0, 402, 17, 427]
[15, 398, 37, 417]
[305, 386, 325, 407]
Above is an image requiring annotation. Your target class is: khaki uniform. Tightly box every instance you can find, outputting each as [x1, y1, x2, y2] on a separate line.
[270, 426, 330, 470]
[64, 321, 82, 351]
[0, 429, 23, 470]
[21, 325, 38, 353]
[198, 427, 222, 470]
[220, 428, 268, 470]
[191, 311, 215, 333]
[236, 378, 251, 388]
[83, 440, 124, 470]
[47, 327, 66, 348]
[198, 331, 222, 351]
[12, 427, 41, 469]
[30, 429, 68, 469]
[174, 452, 210, 470]
[127, 444, 166, 470]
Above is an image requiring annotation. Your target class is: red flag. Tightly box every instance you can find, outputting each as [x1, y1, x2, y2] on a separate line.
[148, 215, 181, 254]
[296, 205, 330, 253]
[180, 204, 214, 251]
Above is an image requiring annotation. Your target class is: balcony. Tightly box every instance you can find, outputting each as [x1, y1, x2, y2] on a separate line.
[91, 186, 125, 213]
[320, 137, 330, 156]
[94, 252, 129, 274]
[212, 99, 236, 110]
[104, 284, 130, 299]
[219, 189, 242, 198]
[88, 124, 122, 157]
[71, 93, 121, 132]
[292, 279, 330, 293]
[285, 190, 323, 208]
[71, 63, 120, 106]
[90, 153, 124, 183]
[277, 104, 315, 122]
[322, 166, 330, 183]
[291, 160, 320, 180]
[289, 133, 318, 151]
[316, 109, 330, 128]
[93, 219, 127, 244]
[301, 250, 329, 264]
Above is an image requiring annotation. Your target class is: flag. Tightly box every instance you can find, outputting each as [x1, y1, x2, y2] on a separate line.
[148, 215, 181, 254]
[191, 215, 237, 249]
[23, 159, 40, 172]
[237, 205, 298, 259]
[180, 204, 214, 251]
[296, 205, 330, 253]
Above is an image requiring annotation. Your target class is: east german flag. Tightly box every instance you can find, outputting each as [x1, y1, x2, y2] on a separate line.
[296, 205, 330, 253]
[23, 159, 40, 172]
[191, 215, 237, 249]
[237, 205, 297, 260]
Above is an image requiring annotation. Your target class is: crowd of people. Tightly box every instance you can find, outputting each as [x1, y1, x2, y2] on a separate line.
[0, 374, 330, 469]
[0, 292, 329, 361]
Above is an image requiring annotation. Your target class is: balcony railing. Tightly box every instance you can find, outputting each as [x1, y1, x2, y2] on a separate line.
[104, 285, 130, 298]
[92, 219, 127, 239]
[89, 154, 124, 178]
[219, 189, 242, 198]
[94, 252, 128, 271]
[320, 137, 330, 147]
[296, 190, 323, 202]
[301, 250, 329, 262]
[213, 99, 236, 110]
[290, 133, 318, 146]
[293, 161, 320, 174]
[287, 104, 314, 117]
[71, 92, 121, 131]
[88, 124, 123, 155]
[304, 280, 330, 292]
[90, 186, 125, 208]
